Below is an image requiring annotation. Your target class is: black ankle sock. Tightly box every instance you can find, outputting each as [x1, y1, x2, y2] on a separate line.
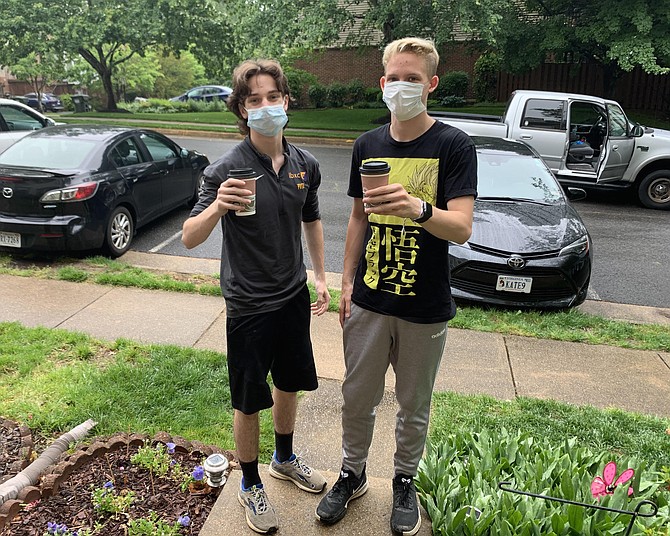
[274, 431, 294, 463]
[240, 459, 261, 489]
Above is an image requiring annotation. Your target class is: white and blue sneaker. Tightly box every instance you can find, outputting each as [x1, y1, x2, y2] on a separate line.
[237, 481, 279, 534]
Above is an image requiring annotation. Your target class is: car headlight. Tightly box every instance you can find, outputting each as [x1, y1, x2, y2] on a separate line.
[559, 234, 590, 256]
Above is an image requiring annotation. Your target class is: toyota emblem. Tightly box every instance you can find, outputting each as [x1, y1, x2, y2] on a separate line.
[507, 255, 526, 270]
[2, 187, 13, 199]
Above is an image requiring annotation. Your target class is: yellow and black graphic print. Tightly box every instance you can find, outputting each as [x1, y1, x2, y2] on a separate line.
[363, 157, 438, 295]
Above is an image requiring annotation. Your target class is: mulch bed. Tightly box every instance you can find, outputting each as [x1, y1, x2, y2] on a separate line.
[0, 420, 235, 535]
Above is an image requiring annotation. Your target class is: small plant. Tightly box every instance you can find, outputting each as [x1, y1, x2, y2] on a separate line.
[91, 481, 135, 516]
[127, 511, 188, 536]
[131, 442, 172, 477]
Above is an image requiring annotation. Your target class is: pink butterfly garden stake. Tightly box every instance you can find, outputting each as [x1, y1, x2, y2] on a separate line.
[591, 461, 635, 499]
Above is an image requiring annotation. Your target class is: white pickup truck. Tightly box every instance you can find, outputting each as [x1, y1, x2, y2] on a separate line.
[431, 90, 670, 210]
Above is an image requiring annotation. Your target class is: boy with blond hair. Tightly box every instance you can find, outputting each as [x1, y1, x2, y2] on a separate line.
[316, 37, 477, 535]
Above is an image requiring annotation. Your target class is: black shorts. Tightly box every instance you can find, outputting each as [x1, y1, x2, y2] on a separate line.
[226, 285, 318, 415]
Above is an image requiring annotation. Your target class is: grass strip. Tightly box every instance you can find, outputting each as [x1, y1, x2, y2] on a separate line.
[1, 254, 668, 351]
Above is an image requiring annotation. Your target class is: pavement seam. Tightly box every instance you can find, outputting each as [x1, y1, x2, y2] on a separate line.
[53, 284, 115, 329]
[659, 352, 670, 370]
[502, 336, 519, 397]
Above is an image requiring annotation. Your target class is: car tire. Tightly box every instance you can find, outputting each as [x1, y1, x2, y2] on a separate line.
[638, 170, 670, 210]
[104, 206, 134, 257]
[188, 171, 205, 207]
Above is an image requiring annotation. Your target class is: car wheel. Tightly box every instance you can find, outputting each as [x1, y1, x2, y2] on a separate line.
[188, 171, 205, 207]
[104, 206, 134, 257]
[638, 170, 670, 210]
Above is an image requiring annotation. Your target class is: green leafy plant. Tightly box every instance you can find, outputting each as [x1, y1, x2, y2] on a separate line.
[127, 511, 188, 536]
[417, 428, 670, 535]
[91, 481, 135, 516]
[130, 443, 172, 477]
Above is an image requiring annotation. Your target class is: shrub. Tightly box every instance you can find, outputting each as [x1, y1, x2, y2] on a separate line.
[363, 86, 382, 103]
[473, 52, 500, 103]
[326, 82, 347, 108]
[344, 79, 366, 106]
[118, 98, 226, 114]
[440, 95, 466, 108]
[417, 428, 670, 535]
[284, 67, 318, 109]
[439, 71, 470, 99]
[307, 84, 328, 108]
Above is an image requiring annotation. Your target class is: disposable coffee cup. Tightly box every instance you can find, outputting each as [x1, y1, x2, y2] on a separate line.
[228, 168, 260, 216]
[360, 160, 390, 207]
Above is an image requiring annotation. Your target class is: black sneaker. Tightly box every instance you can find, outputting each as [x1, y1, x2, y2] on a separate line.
[315, 466, 368, 524]
[391, 474, 421, 536]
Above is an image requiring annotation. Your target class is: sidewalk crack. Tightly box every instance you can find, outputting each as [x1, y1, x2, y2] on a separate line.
[502, 336, 519, 398]
[54, 286, 115, 329]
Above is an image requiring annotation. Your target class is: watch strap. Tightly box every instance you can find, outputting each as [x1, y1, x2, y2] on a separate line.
[413, 201, 432, 223]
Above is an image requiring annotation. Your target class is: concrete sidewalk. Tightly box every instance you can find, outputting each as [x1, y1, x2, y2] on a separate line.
[1, 252, 669, 536]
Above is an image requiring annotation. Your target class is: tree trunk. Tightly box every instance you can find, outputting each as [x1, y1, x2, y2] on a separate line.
[0, 419, 97, 505]
[78, 46, 118, 112]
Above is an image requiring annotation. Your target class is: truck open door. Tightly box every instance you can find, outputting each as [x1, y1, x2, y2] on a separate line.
[596, 103, 636, 184]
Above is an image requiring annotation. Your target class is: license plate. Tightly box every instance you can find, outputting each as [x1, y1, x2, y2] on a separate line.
[0, 231, 21, 248]
[496, 275, 532, 293]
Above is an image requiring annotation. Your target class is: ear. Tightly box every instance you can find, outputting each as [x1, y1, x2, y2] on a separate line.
[239, 104, 248, 120]
[380, 76, 386, 91]
[428, 75, 439, 94]
[282, 94, 289, 111]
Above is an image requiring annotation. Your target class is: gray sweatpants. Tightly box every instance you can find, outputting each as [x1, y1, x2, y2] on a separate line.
[341, 303, 448, 478]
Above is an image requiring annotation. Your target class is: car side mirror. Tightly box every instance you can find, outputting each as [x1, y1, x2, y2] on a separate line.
[630, 124, 644, 137]
[180, 148, 189, 158]
[45, 117, 56, 127]
[566, 187, 587, 201]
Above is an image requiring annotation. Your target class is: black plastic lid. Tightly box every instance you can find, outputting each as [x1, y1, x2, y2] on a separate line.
[228, 168, 257, 179]
[359, 160, 390, 175]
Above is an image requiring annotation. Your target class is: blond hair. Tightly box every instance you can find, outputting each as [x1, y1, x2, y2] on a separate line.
[382, 37, 439, 77]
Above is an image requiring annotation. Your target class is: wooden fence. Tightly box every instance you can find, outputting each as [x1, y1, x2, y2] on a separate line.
[497, 63, 670, 113]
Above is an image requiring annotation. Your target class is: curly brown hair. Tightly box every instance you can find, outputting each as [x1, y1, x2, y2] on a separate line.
[227, 59, 290, 135]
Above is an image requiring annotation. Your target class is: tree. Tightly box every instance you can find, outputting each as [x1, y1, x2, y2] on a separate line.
[153, 50, 207, 99]
[9, 52, 67, 111]
[0, 0, 233, 111]
[344, 0, 670, 96]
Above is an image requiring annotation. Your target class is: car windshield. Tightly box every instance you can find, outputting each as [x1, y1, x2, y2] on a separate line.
[0, 137, 97, 169]
[476, 151, 563, 203]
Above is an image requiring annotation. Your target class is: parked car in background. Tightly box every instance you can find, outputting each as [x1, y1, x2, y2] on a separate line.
[0, 97, 57, 153]
[0, 125, 209, 257]
[449, 136, 593, 309]
[23, 92, 64, 112]
[169, 85, 232, 103]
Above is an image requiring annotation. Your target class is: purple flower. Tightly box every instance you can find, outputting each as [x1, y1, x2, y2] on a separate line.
[166, 442, 176, 454]
[103, 481, 114, 489]
[192, 466, 205, 481]
[178, 515, 191, 527]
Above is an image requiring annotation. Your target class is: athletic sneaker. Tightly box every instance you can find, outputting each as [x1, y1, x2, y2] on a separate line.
[237, 482, 279, 534]
[315, 466, 368, 524]
[391, 474, 421, 536]
[268, 453, 327, 493]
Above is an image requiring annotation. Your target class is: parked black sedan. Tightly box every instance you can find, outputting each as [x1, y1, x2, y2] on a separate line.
[0, 125, 209, 257]
[449, 137, 592, 309]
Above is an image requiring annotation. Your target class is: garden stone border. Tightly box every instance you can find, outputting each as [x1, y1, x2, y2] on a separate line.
[0, 430, 234, 532]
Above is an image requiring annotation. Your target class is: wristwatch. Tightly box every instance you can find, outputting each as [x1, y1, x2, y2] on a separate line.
[412, 200, 433, 224]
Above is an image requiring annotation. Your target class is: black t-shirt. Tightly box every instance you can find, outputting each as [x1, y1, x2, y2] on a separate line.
[348, 121, 478, 323]
[191, 137, 321, 317]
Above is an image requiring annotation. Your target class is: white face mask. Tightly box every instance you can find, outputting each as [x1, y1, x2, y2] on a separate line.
[382, 81, 427, 121]
[245, 104, 288, 137]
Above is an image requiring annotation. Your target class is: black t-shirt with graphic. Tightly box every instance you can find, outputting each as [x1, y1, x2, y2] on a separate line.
[348, 121, 478, 323]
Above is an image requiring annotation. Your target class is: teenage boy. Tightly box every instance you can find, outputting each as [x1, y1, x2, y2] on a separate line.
[316, 37, 477, 535]
[183, 59, 330, 534]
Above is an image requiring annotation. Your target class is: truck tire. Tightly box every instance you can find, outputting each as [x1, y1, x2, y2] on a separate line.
[638, 170, 670, 210]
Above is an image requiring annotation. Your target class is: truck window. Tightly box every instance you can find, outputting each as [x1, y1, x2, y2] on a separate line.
[520, 99, 564, 131]
[607, 104, 628, 137]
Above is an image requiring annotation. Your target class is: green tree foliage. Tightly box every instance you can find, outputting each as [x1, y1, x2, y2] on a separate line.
[9, 53, 67, 109]
[346, 0, 670, 96]
[0, 0, 232, 111]
[153, 51, 207, 100]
